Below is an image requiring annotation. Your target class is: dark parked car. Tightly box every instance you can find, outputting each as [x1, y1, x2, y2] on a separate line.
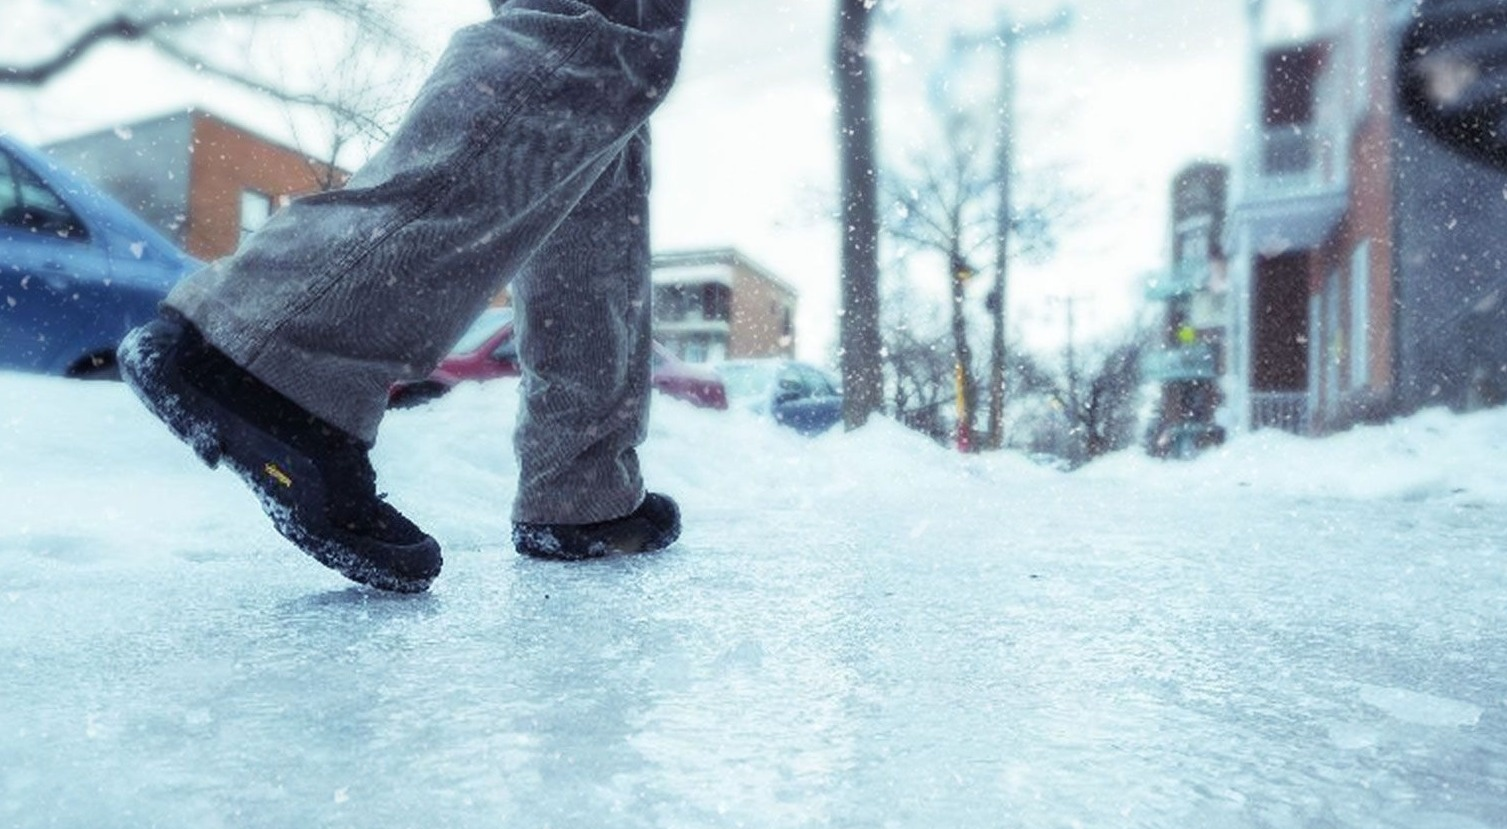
[714, 359, 844, 436]
[388, 306, 728, 410]
[0, 134, 199, 379]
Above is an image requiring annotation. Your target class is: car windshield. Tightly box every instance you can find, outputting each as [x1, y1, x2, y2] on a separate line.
[715, 362, 777, 402]
[450, 307, 513, 355]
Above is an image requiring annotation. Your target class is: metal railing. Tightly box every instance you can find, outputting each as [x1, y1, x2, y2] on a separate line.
[1247, 124, 1345, 201]
[1251, 391, 1309, 433]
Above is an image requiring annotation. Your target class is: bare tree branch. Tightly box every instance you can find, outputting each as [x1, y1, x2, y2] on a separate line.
[145, 34, 394, 141]
[1, 15, 145, 85]
[0, 0, 405, 87]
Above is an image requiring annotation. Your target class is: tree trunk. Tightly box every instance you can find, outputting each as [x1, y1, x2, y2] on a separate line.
[986, 285, 1005, 449]
[834, 0, 885, 430]
[986, 37, 1017, 451]
[949, 250, 977, 451]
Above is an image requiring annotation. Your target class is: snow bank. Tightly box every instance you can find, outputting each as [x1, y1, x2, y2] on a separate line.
[1085, 405, 1507, 505]
[5, 370, 1504, 558]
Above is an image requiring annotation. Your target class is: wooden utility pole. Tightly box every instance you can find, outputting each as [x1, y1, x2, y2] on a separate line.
[978, 8, 1073, 450]
[835, 0, 886, 430]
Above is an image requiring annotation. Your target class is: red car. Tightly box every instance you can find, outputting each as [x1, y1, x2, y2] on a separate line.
[388, 307, 727, 410]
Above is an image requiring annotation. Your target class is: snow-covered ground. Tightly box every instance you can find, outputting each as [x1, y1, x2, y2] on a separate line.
[3, 370, 1506, 828]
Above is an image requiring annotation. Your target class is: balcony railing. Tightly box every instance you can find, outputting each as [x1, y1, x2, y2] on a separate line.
[1251, 391, 1309, 434]
[1145, 260, 1212, 301]
[1247, 124, 1345, 201]
[1230, 123, 1349, 249]
[1142, 342, 1218, 382]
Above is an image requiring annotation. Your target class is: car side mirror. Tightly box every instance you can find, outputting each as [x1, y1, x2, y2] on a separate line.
[1398, 0, 1507, 172]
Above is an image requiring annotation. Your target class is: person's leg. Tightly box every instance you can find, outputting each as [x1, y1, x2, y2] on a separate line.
[508, 125, 679, 560]
[120, 0, 690, 589]
[510, 128, 653, 526]
[509, 128, 651, 527]
[166, 0, 688, 444]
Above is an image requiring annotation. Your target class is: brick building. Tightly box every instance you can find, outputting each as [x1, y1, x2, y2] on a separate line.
[1224, 0, 1507, 434]
[650, 248, 798, 363]
[45, 109, 346, 261]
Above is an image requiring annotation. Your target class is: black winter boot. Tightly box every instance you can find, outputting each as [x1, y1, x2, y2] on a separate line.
[118, 310, 442, 592]
[512, 493, 680, 561]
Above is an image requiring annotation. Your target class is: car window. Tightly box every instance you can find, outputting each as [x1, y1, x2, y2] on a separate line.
[718, 362, 778, 402]
[450, 307, 514, 354]
[776, 366, 806, 398]
[0, 151, 87, 241]
[799, 366, 836, 397]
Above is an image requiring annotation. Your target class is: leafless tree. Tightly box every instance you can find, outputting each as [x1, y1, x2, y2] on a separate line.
[877, 269, 960, 445]
[879, 254, 1064, 449]
[1027, 329, 1144, 467]
[1, 0, 418, 153]
[883, 109, 996, 448]
[881, 88, 1086, 450]
[273, 12, 426, 185]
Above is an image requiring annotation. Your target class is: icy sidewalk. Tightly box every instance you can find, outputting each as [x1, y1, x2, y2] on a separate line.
[1, 373, 1505, 828]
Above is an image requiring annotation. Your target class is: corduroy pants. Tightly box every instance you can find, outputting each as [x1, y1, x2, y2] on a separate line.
[165, 0, 689, 524]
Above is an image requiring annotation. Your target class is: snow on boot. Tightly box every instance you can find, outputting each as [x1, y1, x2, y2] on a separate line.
[118, 310, 442, 593]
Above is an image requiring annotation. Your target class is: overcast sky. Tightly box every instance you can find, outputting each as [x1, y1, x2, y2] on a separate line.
[0, 0, 1249, 362]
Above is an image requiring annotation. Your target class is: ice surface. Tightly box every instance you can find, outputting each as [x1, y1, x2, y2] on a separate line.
[2, 371, 1506, 828]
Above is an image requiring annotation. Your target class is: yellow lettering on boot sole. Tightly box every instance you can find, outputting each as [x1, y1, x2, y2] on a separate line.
[264, 462, 293, 488]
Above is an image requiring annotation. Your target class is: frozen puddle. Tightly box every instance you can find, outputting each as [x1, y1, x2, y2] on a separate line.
[1358, 684, 1484, 728]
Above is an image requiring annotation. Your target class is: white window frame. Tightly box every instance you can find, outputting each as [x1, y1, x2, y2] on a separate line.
[239, 189, 273, 243]
[1324, 269, 1343, 408]
[1308, 289, 1323, 407]
[1350, 239, 1371, 390]
[1353, 8, 1372, 118]
[1174, 217, 1212, 265]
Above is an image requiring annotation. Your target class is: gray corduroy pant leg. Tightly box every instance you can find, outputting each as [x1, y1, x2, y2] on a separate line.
[163, 0, 688, 525]
[510, 129, 654, 524]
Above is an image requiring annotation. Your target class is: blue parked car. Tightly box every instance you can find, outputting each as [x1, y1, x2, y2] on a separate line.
[714, 358, 844, 436]
[0, 134, 199, 379]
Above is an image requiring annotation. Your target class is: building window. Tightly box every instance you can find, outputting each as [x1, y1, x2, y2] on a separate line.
[703, 283, 731, 322]
[655, 282, 732, 323]
[1350, 239, 1370, 389]
[654, 285, 686, 321]
[1175, 220, 1211, 264]
[240, 190, 273, 242]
